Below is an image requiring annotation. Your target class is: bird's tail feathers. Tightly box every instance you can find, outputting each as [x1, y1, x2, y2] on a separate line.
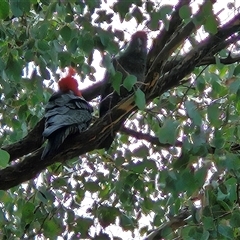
[41, 141, 53, 160]
[41, 126, 78, 160]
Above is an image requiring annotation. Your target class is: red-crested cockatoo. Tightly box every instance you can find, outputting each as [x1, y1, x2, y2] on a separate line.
[41, 68, 93, 159]
[99, 31, 148, 149]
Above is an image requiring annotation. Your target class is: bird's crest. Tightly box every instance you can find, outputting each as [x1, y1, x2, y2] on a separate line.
[58, 68, 82, 96]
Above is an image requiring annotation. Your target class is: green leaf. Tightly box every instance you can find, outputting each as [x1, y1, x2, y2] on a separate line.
[102, 54, 115, 74]
[36, 189, 55, 203]
[18, 104, 28, 120]
[53, 40, 64, 52]
[22, 202, 35, 222]
[123, 75, 137, 91]
[202, 216, 214, 230]
[127, 161, 146, 174]
[134, 88, 146, 110]
[119, 214, 134, 231]
[43, 219, 62, 238]
[85, 181, 100, 192]
[148, 11, 160, 31]
[132, 6, 144, 24]
[60, 25, 72, 43]
[37, 22, 49, 39]
[97, 206, 119, 228]
[218, 225, 234, 239]
[20, 0, 30, 13]
[75, 217, 93, 238]
[58, 51, 72, 68]
[6, 54, 23, 81]
[85, 0, 100, 11]
[173, 152, 190, 170]
[159, 5, 172, 17]
[194, 167, 207, 188]
[146, 1, 154, 13]
[145, 159, 157, 171]
[230, 211, 240, 227]
[219, 153, 240, 171]
[10, 0, 23, 17]
[113, 1, 131, 21]
[201, 230, 210, 240]
[111, 71, 122, 94]
[36, 40, 50, 52]
[229, 78, 240, 94]
[132, 144, 149, 157]
[24, 50, 34, 62]
[158, 119, 179, 145]
[177, 170, 196, 193]
[0, 149, 10, 167]
[204, 15, 218, 34]
[52, 178, 68, 189]
[179, 5, 191, 20]
[97, 29, 112, 47]
[0, 1, 9, 19]
[115, 156, 125, 167]
[185, 100, 202, 126]
[212, 129, 224, 149]
[207, 103, 220, 127]
[233, 65, 240, 76]
[0, 57, 6, 71]
[78, 33, 94, 54]
[36, 191, 47, 203]
[160, 6, 171, 30]
[68, 37, 78, 53]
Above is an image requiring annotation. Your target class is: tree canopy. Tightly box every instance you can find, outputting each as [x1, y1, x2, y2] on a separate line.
[1, 0, 240, 239]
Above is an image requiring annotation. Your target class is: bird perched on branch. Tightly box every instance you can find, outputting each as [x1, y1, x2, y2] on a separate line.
[41, 68, 93, 160]
[99, 31, 148, 149]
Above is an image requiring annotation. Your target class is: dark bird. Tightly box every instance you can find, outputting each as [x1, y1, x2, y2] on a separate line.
[41, 68, 93, 159]
[99, 31, 148, 149]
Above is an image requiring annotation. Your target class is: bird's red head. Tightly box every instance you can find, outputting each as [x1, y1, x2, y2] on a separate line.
[131, 31, 147, 41]
[130, 31, 147, 53]
[58, 68, 82, 96]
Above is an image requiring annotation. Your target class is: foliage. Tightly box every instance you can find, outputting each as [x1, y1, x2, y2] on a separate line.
[0, 0, 240, 239]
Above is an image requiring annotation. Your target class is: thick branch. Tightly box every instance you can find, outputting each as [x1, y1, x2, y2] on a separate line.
[148, 0, 216, 74]
[2, 118, 45, 162]
[163, 53, 240, 73]
[81, 80, 104, 101]
[0, 95, 138, 190]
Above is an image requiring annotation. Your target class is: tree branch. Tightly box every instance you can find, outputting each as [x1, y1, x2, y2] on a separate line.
[120, 126, 182, 148]
[81, 79, 104, 101]
[147, 0, 190, 69]
[2, 118, 45, 162]
[148, 12, 240, 98]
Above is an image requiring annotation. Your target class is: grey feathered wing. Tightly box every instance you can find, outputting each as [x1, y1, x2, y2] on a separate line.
[41, 92, 93, 159]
